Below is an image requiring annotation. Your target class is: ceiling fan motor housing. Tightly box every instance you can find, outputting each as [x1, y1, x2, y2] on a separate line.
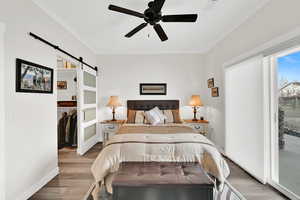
[144, 8, 161, 25]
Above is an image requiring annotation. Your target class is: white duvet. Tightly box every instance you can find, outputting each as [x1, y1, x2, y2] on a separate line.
[91, 133, 230, 199]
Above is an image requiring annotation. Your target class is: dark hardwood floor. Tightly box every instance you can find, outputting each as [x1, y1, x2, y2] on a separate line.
[30, 143, 288, 200]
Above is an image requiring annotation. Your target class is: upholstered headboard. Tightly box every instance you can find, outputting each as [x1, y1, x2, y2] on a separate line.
[127, 100, 179, 111]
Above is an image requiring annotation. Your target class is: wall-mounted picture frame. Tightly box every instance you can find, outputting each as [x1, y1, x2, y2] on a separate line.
[140, 83, 167, 95]
[16, 58, 53, 94]
[57, 81, 67, 90]
[207, 78, 214, 88]
[212, 87, 219, 97]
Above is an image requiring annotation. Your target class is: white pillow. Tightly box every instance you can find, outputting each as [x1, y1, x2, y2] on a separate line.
[144, 107, 166, 125]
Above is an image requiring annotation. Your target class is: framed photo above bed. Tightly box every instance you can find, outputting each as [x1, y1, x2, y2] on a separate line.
[16, 58, 53, 94]
[140, 83, 167, 95]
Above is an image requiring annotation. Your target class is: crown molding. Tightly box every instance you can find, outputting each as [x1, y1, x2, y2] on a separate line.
[31, 0, 97, 54]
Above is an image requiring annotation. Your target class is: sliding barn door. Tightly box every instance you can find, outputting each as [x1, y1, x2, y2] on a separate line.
[77, 64, 99, 155]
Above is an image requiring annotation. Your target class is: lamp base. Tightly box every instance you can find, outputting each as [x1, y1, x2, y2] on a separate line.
[112, 108, 117, 121]
[192, 107, 198, 121]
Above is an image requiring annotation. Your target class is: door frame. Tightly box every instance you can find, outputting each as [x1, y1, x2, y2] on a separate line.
[268, 47, 300, 200]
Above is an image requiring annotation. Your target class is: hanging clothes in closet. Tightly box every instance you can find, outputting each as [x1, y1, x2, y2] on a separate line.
[57, 108, 78, 149]
[65, 109, 78, 147]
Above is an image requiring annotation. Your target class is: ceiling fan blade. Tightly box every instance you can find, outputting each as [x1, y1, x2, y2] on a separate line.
[108, 5, 145, 18]
[153, 0, 165, 12]
[162, 14, 198, 22]
[153, 24, 168, 42]
[125, 23, 148, 38]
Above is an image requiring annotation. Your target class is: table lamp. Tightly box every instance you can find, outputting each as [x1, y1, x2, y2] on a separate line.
[107, 96, 122, 121]
[189, 95, 203, 121]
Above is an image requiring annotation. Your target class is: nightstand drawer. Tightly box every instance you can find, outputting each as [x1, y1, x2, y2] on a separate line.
[184, 120, 209, 137]
[191, 124, 203, 130]
[103, 124, 118, 132]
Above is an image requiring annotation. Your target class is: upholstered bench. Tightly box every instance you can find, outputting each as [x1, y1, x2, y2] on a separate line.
[112, 162, 214, 200]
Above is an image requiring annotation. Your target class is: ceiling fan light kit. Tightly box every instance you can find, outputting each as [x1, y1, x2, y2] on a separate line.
[108, 0, 198, 42]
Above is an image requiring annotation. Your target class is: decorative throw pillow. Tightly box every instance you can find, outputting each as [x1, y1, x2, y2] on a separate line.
[144, 107, 166, 125]
[172, 109, 182, 123]
[163, 110, 174, 123]
[127, 109, 136, 123]
[135, 111, 145, 124]
[163, 109, 182, 123]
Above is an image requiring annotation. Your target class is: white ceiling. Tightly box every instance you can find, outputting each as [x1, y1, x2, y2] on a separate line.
[32, 0, 270, 54]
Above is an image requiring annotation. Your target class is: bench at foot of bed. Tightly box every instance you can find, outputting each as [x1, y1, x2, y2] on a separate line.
[112, 162, 214, 200]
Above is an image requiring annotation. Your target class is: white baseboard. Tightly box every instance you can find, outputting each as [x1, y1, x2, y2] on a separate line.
[16, 167, 59, 200]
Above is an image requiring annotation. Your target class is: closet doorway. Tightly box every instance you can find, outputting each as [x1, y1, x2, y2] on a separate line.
[57, 57, 78, 151]
[56, 56, 99, 156]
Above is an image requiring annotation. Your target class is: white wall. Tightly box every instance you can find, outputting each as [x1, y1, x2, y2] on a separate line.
[0, 1, 96, 199]
[97, 54, 206, 122]
[203, 0, 300, 150]
[0, 22, 6, 200]
[57, 70, 77, 101]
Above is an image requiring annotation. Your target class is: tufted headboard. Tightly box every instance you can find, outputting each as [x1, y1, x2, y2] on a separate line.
[127, 100, 179, 111]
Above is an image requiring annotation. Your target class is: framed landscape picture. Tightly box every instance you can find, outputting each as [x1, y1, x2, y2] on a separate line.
[16, 58, 53, 93]
[207, 78, 214, 88]
[140, 83, 167, 95]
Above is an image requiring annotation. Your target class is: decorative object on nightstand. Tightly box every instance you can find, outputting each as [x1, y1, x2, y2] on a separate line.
[189, 95, 204, 121]
[107, 96, 122, 121]
[184, 119, 209, 136]
[100, 120, 126, 144]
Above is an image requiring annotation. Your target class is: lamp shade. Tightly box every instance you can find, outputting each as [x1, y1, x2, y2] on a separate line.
[106, 96, 122, 107]
[189, 95, 203, 107]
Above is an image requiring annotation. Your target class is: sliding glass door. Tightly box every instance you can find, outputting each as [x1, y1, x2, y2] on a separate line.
[271, 47, 300, 199]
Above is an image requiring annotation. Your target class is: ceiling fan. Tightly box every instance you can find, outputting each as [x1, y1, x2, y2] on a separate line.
[108, 0, 198, 42]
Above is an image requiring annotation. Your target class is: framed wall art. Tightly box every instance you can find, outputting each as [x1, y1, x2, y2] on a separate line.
[57, 81, 67, 90]
[140, 83, 167, 95]
[16, 58, 53, 93]
[211, 87, 219, 97]
[207, 78, 214, 88]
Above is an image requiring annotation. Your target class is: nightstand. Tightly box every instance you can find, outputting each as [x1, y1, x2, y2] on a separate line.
[184, 120, 209, 137]
[100, 120, 126, 145]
